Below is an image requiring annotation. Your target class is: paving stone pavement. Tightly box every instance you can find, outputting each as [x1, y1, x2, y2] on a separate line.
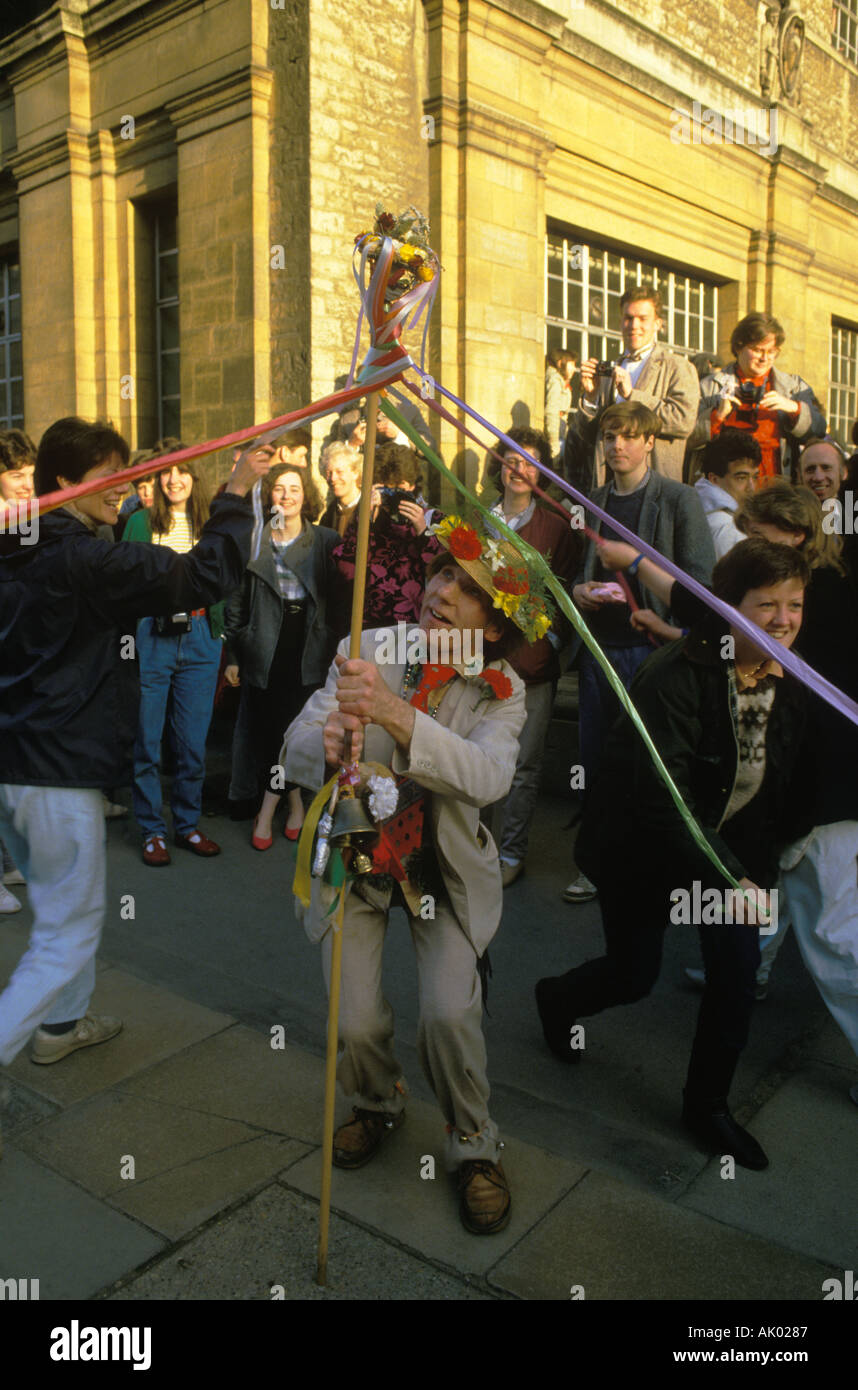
[0, 963, 852, 1302]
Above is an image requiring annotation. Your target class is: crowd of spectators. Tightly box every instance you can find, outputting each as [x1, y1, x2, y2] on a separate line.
[1, 291, 857, 1196]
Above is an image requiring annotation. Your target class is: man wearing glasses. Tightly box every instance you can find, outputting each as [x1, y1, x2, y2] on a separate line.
[692, 312, 825, 481]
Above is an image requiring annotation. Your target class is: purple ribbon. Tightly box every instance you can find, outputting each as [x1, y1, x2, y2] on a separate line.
[413, 377, 858, 729]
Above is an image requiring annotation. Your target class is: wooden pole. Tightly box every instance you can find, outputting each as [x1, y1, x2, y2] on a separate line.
[315, 389, 380, 1287]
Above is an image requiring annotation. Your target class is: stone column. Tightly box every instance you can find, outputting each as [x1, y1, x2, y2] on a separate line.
[424, 0, 556, 498]
[166, 64, 274, 457]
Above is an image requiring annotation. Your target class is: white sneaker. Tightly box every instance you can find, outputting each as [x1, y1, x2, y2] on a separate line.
[0, 884, 22, 914]
[3, 868, 25, 885]
[31, 1012, 123, 1065]
[102, 794, 128, 819]
[500, 860, 524, 888]
[561, 873, 598, 903]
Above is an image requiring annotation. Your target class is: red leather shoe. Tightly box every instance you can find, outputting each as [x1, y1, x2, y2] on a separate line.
[174, 830, 221, 857]
[252, 817, 273, 851]
[142, 835, 171, 867]
[283, 822, 301, 842]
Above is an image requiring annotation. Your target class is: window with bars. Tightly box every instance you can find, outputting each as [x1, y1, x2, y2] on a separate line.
[545, 231, 718, 364]
[829, 322, 858, 448]
[833, 0, 858, 65]
[0, 260, 23, 429]
[155, 209, 179, 440]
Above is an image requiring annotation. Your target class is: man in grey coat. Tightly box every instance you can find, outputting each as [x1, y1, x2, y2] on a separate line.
[564, 283, 699, 491]
[563, 400, 716, 904]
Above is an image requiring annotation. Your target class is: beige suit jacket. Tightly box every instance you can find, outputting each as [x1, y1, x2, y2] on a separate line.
[282, 628, 526, 956]
[573, 342, 700, 487]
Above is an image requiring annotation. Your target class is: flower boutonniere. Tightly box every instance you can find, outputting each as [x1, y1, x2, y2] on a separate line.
[471, 666, 513, 711]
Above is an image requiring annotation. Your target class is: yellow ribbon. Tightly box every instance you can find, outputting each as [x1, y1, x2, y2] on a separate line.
[293, 772, 339, 908]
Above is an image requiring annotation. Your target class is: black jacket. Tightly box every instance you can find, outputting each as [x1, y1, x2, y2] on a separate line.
[223, 520, 340, 688]
[772, 565, 858, 833]
[0, 494, 253, 789]
[576, 615, 806, 892]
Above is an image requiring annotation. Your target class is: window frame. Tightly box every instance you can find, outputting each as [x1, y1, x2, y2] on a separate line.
[832, 0, 858, 66]
[0, 258, 23, 430]
[545, 229, 719, 364]
[829, 320, 858, 449]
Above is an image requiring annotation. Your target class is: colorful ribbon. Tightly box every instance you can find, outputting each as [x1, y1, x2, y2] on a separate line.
[408, 377, 858, 731]
[381, 394, 759, 896]
[0, 376, 406, 532]
[347, 233, 439, 391]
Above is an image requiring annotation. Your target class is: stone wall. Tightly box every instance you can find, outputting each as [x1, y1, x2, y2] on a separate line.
[307, 0, 430, 430]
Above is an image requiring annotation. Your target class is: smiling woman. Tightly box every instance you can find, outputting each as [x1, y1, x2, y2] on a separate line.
[223, 466, 340, 849]
[121, 450, 227, 865]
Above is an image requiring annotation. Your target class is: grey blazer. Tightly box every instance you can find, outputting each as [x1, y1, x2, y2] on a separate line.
[566, 343, 700, 490]
[575, 470, 716, 630]
[223, 520, 340, 688]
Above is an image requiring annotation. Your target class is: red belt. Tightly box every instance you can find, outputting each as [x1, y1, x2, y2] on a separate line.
[190, 608, 207, 618]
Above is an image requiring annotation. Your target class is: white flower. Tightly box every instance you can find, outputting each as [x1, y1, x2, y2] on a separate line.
[367, 775, 398, 823]
[484, 539, 503, 573]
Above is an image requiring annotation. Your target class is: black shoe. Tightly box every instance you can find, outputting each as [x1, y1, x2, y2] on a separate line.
[682, 1104, 769, 1170]
[534, 977, 581, 1064]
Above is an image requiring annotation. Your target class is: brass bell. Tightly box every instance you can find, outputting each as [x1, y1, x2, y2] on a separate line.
[329, 789, 378, 875]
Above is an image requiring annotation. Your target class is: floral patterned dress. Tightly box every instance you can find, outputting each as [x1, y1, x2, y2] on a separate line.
[330, 508, 441, 637]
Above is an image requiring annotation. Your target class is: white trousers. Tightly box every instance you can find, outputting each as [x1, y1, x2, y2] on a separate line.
[781, 822, 858, 1061]
[0, 786, 105, 1066]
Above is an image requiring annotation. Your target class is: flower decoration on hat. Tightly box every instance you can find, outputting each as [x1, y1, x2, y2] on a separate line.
[430, 512, 555, 644]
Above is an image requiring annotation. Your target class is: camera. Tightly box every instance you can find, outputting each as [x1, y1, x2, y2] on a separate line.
[596, 361, 616, 378]
[737, 381, 764, 407]
[154, 612, 192, 636]
[378, 486, 415, 524]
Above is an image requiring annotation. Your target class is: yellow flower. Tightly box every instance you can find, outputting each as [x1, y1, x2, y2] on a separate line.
[492, 590, 521, 619]
[435, 514, 464, 540]
[533, 611, 552, 639]
[397, 244, 417, 262]
[417, 265, 434, 281]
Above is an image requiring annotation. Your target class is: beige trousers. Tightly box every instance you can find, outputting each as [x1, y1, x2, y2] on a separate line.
[321, 886, 501, 1169]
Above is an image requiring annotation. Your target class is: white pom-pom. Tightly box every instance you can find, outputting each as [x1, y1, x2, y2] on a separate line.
[367, 775, 398, 823]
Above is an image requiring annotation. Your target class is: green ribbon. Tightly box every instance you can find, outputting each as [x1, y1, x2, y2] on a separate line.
[380, 393, 745, 895]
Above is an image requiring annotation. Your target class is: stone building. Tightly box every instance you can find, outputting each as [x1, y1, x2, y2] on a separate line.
[0, 0, 856, 493]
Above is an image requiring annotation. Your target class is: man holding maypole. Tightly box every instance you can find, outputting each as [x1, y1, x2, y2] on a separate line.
[284, 516, 553, 1233]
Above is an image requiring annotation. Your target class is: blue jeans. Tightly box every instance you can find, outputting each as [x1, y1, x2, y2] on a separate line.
[578, 643, 651, 784]
[132, 615, 222, 839]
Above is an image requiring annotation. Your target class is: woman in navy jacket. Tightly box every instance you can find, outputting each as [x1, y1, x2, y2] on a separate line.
[537, 539, 809, 1170]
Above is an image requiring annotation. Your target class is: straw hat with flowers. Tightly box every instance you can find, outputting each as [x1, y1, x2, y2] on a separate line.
[430, 512, 555, 644]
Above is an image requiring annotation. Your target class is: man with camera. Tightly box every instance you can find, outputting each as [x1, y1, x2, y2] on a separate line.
[564, 284, 699, 492]
[329, 443, 441, 637]
[692, 312, 825, 481]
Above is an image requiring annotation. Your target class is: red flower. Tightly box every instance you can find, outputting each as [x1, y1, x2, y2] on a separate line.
[378, 212, 396, 233]
[493, 564, 528, 596]
[447, 525, 482, 561]
[479, 669, 513, 701]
